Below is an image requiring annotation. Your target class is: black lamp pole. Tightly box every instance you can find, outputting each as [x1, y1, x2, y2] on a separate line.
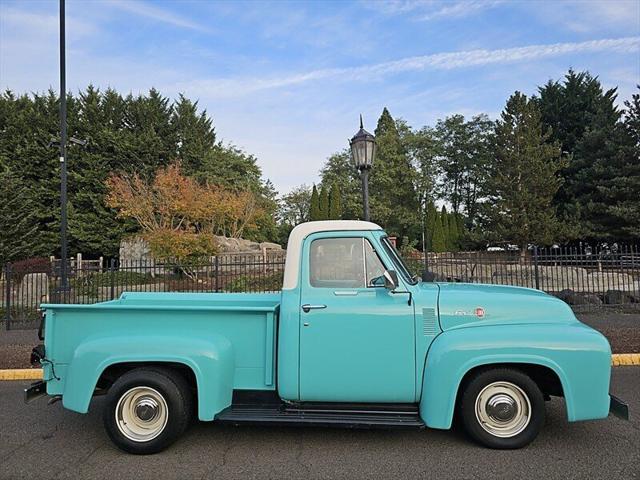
[360, 166, 370, 222]
[59, 0, 68, 290]
[350, 115, 376, 222]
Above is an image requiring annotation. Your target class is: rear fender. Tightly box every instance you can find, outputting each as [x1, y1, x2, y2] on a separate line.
[62, 334, 234, 421]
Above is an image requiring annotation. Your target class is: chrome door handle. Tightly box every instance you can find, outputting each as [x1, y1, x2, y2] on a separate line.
[301, 304, 327, 313]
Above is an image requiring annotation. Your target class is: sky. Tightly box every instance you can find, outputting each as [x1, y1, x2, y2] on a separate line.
[1, 0, 639, 193]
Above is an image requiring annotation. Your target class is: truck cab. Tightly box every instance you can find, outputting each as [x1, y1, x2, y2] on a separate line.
[27, 221, 627, 454]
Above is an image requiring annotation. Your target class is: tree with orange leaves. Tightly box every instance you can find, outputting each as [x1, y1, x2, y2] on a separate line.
[106, 162, 263, 265]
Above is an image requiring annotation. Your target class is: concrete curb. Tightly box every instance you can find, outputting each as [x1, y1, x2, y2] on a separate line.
[0, 369, 43, 380]
[611, 353, 640, 366]
[0, 354, 638, 380]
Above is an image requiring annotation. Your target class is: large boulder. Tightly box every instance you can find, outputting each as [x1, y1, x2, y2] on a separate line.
[585, 272, 636, 293]
[554, 289, 602, 306]
[119, 237, 153, 265]
[119, 235, 283, 262]
[603, 290, 635, 305]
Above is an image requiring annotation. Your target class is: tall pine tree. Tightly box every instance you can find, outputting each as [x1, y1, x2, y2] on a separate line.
[309, 185, 321, 221]
[599, 87, 640, 239]
[370, 108, 419, 238]
[487, 92, 566, 251]
[0, 167, 39, 265]
[329, 182, 342, 219]
[318, 186, 329, 220]
[424, 200, 438, 252]
[537, 70, 624, 239]
[431, 213, 447, 253]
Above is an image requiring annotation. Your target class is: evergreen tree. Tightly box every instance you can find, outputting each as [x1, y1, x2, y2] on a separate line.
[171, 94, 216, 176]
[309, 185, 321, 221]
[0, 87, 278, 259]
[370, 108, 419, 238]
[598, 87, 640, 239]
[537, 70, 624, 238]
[319, 186, 329, 220]
[440, 206, 451, 250]
[487, 92, 566, 251]
[329, 182, 342, 219]
[424, 200, 438, 251]
[319, 151, 361, 220]
[0, 167, 39, 265]
[448, 212, 460, 252]
[431, 213, 447, 253]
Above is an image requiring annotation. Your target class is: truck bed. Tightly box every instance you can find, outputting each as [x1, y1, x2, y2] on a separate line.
[41, 292, 281, 400]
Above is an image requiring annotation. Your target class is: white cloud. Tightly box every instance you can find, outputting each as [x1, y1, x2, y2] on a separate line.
[105, 0, 212, 33]
[417, 0, 505, 21]
[0, 7, 97, 37]
[168, 37, 640, 99]
[370, 0, 505, 20]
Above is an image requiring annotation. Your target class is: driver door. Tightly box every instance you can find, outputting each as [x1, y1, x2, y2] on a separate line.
[298, 233, 416, 403]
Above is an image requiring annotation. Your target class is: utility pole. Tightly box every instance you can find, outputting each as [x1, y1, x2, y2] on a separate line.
[59, 0, 68, 291]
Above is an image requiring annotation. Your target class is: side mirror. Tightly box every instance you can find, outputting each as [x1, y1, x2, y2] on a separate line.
[383, 270, 399, 290]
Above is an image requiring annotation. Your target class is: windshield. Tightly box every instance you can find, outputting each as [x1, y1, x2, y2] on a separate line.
[380, 236, 418, 285]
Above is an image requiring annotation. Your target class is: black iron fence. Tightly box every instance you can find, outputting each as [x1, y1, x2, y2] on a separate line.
[1, 252, 286, 330]
[404, 245, 640, 309]
[2, 245, 639, 330]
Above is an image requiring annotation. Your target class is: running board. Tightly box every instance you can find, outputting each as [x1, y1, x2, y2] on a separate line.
[216, 404, 425, 429]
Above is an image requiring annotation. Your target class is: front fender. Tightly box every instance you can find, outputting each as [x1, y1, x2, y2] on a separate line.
[63, 334, 234, 421]
[419, 323, 611, 429]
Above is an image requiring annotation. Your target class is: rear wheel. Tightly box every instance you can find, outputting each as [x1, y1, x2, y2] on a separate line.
[103, 367, 193, 454]
[459, 368, 544, 449]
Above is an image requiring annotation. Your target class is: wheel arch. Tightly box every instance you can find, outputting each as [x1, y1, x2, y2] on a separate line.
[421, 355, 572, 430]
[418, 325, 587, 430]
[454, 362, 565, 410]
[62, 334, 234, 421]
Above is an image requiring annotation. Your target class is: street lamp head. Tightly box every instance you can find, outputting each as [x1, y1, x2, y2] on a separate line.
[349, 114, 376, 170]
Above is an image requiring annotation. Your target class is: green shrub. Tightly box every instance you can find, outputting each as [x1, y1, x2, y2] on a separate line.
[225, 271, 283, 293]
[71, 271, 157, 297]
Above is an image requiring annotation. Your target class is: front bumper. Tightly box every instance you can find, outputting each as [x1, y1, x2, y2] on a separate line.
[610, 395, 629, 420]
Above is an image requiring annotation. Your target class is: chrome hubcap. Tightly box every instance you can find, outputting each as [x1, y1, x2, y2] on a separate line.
[115, 387, 168, 442]
[475, 381, 531, 438]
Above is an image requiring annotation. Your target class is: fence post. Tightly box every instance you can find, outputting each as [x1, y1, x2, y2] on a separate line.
[109, 258, 116, 300]
[214, 256, 220, 293]
[4, 263, 11, 330]
[533, 246, 540, 290]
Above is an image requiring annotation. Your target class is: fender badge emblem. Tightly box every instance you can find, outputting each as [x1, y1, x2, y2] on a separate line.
[475, 307, 485, 318]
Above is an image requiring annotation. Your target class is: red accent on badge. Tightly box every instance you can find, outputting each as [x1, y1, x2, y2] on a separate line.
[475, 307, 485, 318]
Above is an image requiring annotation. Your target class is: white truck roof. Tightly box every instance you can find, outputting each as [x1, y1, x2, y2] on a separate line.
[283, 220, 382, 290]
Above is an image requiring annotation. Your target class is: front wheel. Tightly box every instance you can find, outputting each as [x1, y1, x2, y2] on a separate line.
[103, 367, 193, 454]
[459, 368, 545, 449]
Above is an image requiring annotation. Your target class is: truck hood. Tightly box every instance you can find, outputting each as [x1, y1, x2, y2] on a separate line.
[432, 283, 578, 331]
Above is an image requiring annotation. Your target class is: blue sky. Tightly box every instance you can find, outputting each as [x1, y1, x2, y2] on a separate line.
[1, 0, 639, 193]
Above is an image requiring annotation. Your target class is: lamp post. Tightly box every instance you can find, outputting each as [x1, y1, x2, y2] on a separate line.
[59, 0, 68, 292]
[349, 115, 376, 222]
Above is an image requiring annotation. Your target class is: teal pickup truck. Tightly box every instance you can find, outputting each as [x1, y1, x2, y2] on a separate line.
[26, 221, 628, 454]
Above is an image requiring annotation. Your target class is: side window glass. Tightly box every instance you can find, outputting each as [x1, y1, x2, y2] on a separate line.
[364, 240, 387, 287]
[309, 238, 365, 288]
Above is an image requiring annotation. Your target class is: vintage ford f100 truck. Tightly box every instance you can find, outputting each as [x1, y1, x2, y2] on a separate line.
[26, 220, 628, 454]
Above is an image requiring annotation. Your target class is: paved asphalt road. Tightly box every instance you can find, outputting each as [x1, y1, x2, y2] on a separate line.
[0, 369, 638, 480]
